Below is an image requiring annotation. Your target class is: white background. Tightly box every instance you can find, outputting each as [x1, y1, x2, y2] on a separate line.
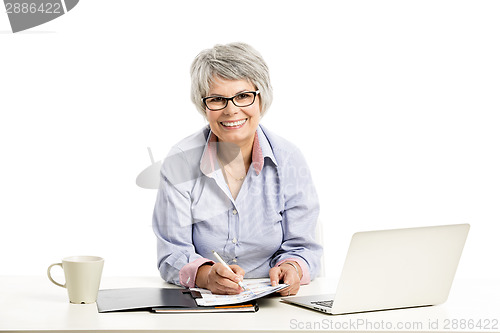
[1, 1, 499, 282]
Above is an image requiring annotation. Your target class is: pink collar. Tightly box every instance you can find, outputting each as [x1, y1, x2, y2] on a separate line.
[200, 131, 265, 177]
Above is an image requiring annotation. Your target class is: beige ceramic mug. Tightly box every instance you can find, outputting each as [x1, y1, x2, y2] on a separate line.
[47, 256, 104, 304]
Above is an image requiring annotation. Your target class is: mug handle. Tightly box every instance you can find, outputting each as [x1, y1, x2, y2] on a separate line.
[47, 263, 66, 288]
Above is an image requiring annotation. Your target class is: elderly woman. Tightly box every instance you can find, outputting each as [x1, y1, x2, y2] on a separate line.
[153, 42, 322, 296]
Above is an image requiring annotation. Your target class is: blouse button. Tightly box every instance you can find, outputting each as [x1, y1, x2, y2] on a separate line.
[232, 209, 237, 215]
[232, 238, 237, 244]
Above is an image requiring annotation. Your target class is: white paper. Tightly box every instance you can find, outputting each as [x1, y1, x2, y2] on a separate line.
[191, 278, 288, 306]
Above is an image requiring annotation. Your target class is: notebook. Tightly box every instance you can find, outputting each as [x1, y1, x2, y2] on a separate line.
[97, 287, 258, 313]
[97, 278, 287, 313]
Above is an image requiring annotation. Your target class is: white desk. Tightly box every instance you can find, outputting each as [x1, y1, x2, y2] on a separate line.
[0, 276, 498, 332]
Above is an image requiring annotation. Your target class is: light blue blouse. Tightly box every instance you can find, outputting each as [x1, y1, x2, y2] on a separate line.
[152, 124, 322, 287]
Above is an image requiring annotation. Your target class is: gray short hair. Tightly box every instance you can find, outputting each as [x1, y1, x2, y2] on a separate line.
[190, 42, 273, 118]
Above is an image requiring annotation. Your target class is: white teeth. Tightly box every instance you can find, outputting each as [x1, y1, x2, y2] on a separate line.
[221, 119, 247, 127]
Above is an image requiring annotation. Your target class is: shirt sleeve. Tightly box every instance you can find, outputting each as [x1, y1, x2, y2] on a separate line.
[152, 147, 212, 287]
[270, 146, 323, 284]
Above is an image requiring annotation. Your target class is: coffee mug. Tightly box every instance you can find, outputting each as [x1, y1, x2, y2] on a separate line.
[47, 256, 104, 304]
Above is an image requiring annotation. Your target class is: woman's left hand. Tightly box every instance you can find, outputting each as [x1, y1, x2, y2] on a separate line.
[269, 261, 302, 296]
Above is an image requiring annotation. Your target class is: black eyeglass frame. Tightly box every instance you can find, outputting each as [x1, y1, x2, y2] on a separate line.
[202, 90, 260, 111]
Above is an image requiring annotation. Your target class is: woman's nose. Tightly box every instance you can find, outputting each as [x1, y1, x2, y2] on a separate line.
[223, 101, 239, 115]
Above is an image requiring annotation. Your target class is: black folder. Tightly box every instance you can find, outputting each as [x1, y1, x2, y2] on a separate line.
[97, 288, 258, 313]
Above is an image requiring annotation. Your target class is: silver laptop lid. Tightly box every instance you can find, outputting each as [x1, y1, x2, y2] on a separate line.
[332, 223, 470, 314]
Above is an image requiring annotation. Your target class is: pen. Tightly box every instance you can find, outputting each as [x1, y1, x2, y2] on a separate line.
[212, 250, 249, 291]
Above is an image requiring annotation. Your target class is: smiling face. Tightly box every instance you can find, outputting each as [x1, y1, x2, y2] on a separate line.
[205, 77, 261, 149]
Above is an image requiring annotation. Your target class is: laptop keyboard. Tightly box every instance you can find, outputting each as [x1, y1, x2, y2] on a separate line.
[311, 300, 334, 308]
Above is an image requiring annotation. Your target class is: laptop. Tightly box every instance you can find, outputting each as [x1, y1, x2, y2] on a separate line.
[281, 223, 470, 315]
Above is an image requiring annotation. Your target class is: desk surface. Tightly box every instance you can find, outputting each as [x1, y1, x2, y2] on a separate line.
[0, 276, 499, 333]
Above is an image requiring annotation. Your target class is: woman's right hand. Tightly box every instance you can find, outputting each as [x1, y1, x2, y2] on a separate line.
[195, 263, 245, 294]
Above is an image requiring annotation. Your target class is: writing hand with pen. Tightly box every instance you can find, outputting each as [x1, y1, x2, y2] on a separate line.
[194, 251, 302, 296]
[195, 251, 247, 295]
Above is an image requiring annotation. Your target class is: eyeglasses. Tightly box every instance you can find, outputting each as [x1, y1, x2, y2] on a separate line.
[202, 90, 260, 111]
